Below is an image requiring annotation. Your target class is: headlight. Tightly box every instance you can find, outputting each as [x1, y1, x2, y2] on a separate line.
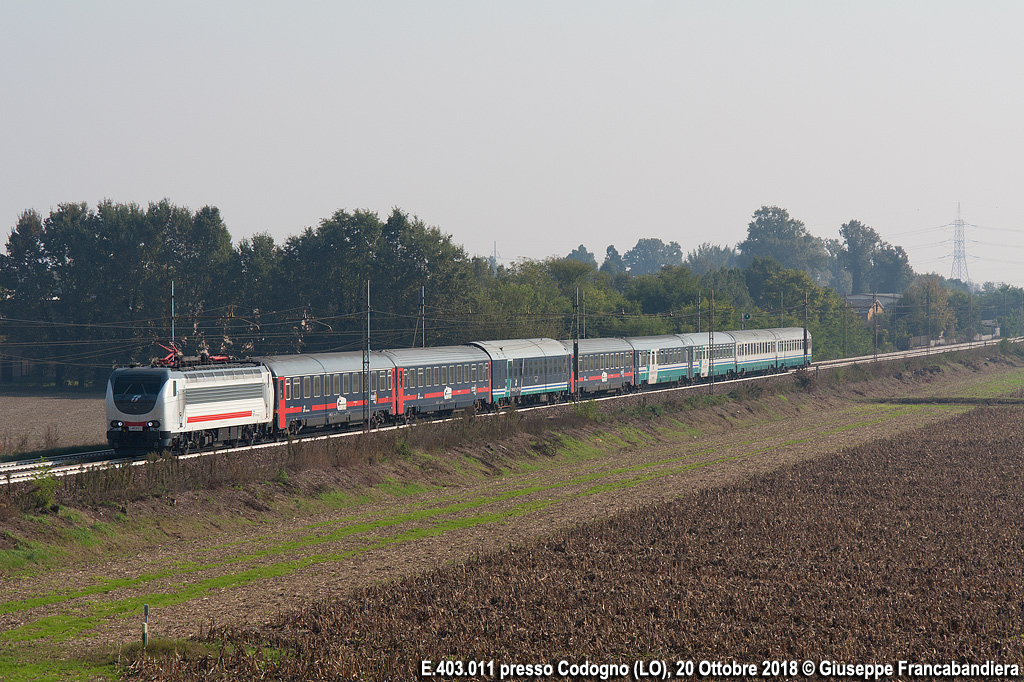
[146, 420, 160, 429]
[111, 420, 125, 428]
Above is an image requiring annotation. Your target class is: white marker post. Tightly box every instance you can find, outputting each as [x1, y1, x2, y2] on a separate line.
[143, 604, 149, 647]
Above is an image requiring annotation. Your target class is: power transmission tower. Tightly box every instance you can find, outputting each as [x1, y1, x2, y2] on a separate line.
[950, 203, 970, 286]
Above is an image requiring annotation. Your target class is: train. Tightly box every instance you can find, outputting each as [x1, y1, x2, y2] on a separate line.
[105, 327, 811, 455]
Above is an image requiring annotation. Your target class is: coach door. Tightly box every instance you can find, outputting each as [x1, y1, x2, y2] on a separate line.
[510, 359, 521, 397]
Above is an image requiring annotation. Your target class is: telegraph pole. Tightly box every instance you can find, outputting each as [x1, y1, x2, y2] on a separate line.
[968, 290, 973, 347]
[696, 291, 702, 333]
[572, 288, 580, 401]
[842, 294, 847, 358]
[804, 292, 809, 365]
[926, 282, 932, 355]
[708, 289, 714, 395]
[582, 288, 587, 339]
[362, 280, 371, 433]
[872, 291, 878, 360]
[420, 285, 425, 347]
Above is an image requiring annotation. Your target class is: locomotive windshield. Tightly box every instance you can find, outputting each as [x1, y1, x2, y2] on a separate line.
[111, 371, 168, 415]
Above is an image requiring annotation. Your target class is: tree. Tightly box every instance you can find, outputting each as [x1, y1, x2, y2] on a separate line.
[625, 265, 699, 317]
[565, 244, 597, 267]
[622, 238, 683, 276]
[737, 206, 828, 281]
[685, 242, 737, 276]
[742, 256, 785, 308]
[823, 237, 852, 294]
[838, 220, 881, 294]
[894, 276, 955, 342]
[599, 245, 625, 275]
[869, 244, 915, 293]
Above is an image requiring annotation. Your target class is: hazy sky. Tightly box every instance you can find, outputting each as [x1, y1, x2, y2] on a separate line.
[3, 1, 1023, 285]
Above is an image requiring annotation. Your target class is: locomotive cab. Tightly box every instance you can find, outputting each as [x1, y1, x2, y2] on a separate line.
[106, 367, 175, 454]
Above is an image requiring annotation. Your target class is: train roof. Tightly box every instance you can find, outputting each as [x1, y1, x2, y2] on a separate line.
[254, 351, 394, 376]
[727, 329, 783, 343]
[468, 337, 568, 361]
[620, 335, 686, 351]
[379, 345, 490, 366]
[762, 327, 810, 340]
[109, 364, 269, 382]
[677, 331, 737, 346]
[559, 337, 634, 354]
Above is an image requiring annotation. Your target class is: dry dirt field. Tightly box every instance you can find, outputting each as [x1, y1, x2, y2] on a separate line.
[3, 351, 1024, 681]
[0, 392, 106, 453]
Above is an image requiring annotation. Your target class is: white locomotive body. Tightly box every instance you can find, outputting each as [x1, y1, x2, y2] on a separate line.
[106, 363, 273, 454]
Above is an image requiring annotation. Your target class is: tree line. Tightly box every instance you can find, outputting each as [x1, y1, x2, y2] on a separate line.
[1, 201, 1021, 388]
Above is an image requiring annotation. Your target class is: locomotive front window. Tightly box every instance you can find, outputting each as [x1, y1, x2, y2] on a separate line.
[111, 371, 168, 415]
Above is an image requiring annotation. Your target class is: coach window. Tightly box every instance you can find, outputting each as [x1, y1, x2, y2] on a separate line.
[440, 365, 447, 385]
[414, 368, 421, 387]
[342, 373, 349, 394]
[456, 364, 463, 383]
[301, 376, 309, 399]
[313, 375, 320, 398]
[333, 374, 340, 395]
[284, 378, 291, 401]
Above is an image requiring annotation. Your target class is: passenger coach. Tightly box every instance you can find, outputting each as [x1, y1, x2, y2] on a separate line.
[382, 345, 491, 418]
[257, 351, 396, 434]
[468, 338, 570, 406]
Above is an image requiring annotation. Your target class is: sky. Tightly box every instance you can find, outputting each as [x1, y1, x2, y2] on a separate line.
[3, 1, 1023, 286]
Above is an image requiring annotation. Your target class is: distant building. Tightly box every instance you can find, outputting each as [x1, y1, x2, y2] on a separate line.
[845, 293, 902, 321]
[0, 354, 33, 384]
[977, 320, 1001, 341]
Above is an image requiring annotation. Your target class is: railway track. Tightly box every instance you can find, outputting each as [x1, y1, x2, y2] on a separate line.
[2, 336, 1016, 487]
